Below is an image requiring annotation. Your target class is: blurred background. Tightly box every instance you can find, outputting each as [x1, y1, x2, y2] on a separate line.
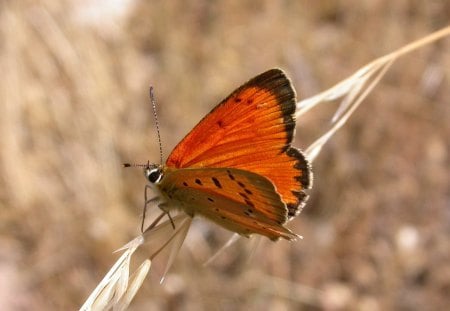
[0, 1, 449, 310]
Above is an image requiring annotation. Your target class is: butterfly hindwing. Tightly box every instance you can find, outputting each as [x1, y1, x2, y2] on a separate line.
[166, 69, 312, 215]
[157, 167, 298, 241]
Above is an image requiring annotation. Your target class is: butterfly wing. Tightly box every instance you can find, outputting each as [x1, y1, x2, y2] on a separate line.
[157, 167, 298, 241]
[166, 69, 312, 216]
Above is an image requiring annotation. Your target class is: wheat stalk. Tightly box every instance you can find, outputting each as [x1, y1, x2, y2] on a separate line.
[80, 26, 450, 311]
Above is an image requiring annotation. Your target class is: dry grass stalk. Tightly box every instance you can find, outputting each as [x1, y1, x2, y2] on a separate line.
[80, 26, 450, 310]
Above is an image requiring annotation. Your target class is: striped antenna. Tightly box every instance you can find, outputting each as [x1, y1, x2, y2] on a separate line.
[122, 163, 148, 168]
[150, 87, 163, 165]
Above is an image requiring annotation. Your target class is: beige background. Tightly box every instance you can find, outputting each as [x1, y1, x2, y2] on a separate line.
[1, 1, 449, 310]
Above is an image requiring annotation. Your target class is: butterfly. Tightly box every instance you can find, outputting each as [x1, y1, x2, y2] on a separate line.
[137, 69, 312, 241]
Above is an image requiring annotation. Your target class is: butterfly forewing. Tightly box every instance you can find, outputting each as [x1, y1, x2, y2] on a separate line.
[157, 167, 298, 241]
[166, 69, 312, 217]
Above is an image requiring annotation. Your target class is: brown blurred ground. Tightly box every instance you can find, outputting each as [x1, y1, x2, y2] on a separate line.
[0, 1, 449, 310]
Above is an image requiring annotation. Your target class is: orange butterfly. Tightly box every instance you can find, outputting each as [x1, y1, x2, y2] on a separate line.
[138, 69, 312, 241]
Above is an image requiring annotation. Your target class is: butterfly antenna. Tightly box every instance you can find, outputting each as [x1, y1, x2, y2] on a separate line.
[123, 163, 148, 168]
[150, 86, 164, 165]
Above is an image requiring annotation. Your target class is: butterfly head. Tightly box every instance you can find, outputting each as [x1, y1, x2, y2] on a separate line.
[144, 163, 164, 184]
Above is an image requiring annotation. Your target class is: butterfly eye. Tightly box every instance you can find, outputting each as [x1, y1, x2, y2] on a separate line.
[145, 168, 163, 184]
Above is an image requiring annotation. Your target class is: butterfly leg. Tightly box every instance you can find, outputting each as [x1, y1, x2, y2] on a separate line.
[142, 184, 159, 233]
[158, 202, 176, 230]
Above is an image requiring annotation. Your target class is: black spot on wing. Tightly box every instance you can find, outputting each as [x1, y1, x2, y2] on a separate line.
[211, 177, 222, 189]
[227, 170, 236, 180]
[237, 181, 246, 188]
[244, 199, 255, 208]
[239, 192, 249, 200]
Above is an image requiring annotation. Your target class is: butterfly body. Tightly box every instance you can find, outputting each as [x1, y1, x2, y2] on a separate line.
[144, 69, 312, 241]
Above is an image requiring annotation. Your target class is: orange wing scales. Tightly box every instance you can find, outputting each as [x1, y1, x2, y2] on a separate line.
[158, 167, 298, 241]
[166, 69, 312, 219]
